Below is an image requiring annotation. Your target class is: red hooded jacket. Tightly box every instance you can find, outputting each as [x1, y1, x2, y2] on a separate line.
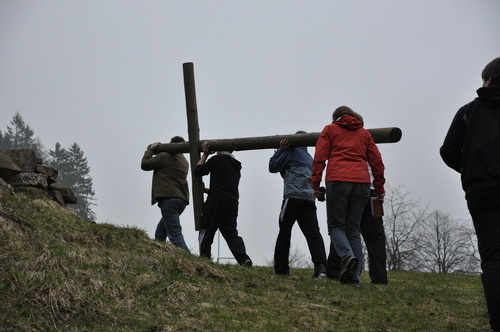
[312, 114, 385, 194]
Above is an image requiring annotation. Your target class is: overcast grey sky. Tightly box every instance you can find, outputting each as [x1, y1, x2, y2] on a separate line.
[1, 1, 499, 266]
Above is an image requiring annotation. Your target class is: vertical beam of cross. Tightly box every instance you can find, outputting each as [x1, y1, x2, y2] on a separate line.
[183, 63, 204, 231]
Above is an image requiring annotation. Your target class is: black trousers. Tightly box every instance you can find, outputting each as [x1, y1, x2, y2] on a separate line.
[467, 187, 500, 331]
[327, 191, 388, 284]
[274, 198, 327, 274]
[198, 198, 250, 265]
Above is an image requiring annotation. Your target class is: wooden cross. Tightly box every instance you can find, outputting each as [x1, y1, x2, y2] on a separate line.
[157, 63, 402, 230]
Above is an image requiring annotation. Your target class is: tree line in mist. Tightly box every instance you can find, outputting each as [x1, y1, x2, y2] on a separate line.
[0, 111, 96, 222]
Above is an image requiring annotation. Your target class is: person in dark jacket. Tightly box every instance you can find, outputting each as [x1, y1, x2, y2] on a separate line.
[312, 106, 385, 286]
[195, 142, 252, 266]
[269, 133, 327, 278]
[440, 57, 500, 332]
[141, 136, 189, 251]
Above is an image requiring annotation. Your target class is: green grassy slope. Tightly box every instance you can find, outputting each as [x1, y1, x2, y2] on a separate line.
[0, 192, 491, 331]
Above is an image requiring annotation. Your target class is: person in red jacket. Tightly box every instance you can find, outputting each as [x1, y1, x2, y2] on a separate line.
[312, 106, 385, 286]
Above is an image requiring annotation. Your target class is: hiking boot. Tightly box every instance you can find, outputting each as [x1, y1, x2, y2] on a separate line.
[339, 256, 359, 283]
[313, 264, 327, 279]
[242, 259, 253, 267]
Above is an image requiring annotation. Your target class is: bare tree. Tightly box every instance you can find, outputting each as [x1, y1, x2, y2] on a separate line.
[415, 210, 477, 273]
[384, 185, 428, 271]
[461, 227, 481, 274]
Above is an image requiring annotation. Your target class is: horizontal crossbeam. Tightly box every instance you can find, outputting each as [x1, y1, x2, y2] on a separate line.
[156, 127, 402, 154]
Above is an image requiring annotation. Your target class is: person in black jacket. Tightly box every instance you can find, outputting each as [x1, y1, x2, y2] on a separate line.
[195, 142, 252, 266]
[440, 57, 500, 332]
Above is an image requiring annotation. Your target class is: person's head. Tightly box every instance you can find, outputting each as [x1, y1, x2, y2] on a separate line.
[482, 57, 500, 87]
[351, 111, 364, 124]
[170, 136, 185, 143]
[332, 106, 355, 122]
[295, 130, 307, 134]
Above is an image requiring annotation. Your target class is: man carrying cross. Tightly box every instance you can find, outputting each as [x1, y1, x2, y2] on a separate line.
[269, 132, 327, 278]
[195, 142, 253, 267]
[141, 136, 190, 251]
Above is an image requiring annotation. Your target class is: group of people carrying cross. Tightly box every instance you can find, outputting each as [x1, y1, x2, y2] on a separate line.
[141, 105, 387, 287]
[142, 57, 500, 331]
[269, 106, 386, 286]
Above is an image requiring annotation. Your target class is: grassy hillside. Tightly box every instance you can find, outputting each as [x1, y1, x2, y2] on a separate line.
[0, 192, 491, 331]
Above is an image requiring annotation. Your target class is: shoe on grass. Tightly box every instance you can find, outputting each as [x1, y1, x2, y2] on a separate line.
[313, 264, 327, 279]
[339, 256, 359, 283]
[242, 259, 253, 267]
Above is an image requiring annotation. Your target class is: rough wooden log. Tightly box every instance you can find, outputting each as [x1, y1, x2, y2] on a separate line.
[157, 127, 402, 154]
[183, 62, 204, 231]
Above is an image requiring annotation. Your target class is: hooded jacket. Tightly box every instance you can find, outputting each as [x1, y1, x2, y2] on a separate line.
[312, 114, 385, 193]
[141, 150, 189, 205]
[194, 154, 242, 201]
[440, 86, 500, 197]
[269, 146, 315, 201]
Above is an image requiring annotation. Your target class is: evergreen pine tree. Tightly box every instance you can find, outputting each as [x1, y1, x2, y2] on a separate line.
[49, 142, 97, 222]
[48, 143, 70, 184]
[1, 112, 97, 222]
[0, 111, 46, 158]
[0, 131, 8, 150]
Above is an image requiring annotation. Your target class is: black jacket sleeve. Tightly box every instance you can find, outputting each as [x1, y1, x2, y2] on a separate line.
[440, 103, 471, 173]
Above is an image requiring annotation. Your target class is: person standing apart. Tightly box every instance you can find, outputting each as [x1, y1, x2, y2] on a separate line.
[269, 133, 328, 278]
[440, 57, 500, 332]
[312, 106, 385, 286]
[195, 142, 252, 267]
[141, 136, 190, 251]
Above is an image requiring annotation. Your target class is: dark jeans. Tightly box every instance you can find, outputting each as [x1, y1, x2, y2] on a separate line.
[467, 187, 500, 331]
[273, 198, 327, 274]
[198, 198, 250, 265]
[327, 190, 388, 284]
[326, 181, 370, 281]
[155, 198, 189, 251]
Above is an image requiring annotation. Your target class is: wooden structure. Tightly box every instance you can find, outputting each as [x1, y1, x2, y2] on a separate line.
[156, 129, 402, 154]
[176, 63, 402, 230]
